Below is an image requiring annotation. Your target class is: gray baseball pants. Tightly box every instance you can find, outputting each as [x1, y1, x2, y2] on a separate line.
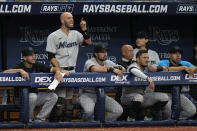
[121, 92, 169, 107]
[78, 93, 123, 122]
[163, 93, 196, 120]
[29, 92, 58, 122]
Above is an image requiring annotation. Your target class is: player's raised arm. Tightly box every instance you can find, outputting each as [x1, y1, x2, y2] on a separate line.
[80, 17, 91, 45]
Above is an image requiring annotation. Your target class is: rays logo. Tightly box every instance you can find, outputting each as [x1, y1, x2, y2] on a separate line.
[19, 27, 50, 46]
[40, 4, 74, 13]
[176, 4, 197, 13]
[148, 26, 179, 45]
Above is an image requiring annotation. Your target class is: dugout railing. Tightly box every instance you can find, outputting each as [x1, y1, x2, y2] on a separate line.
[0, 72, 195, 128]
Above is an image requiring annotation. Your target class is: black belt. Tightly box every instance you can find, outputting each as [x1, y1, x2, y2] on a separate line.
[62, 66, 75, 71]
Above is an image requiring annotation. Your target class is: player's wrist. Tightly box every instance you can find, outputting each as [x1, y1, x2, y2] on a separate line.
[81, 29, 90, 40]
[55, 70, 61, 74]
[114, 66, 123, 71]
[107, 67, 114, 72]
[157, 66, 163, 72]
[146, 77, 153, 83]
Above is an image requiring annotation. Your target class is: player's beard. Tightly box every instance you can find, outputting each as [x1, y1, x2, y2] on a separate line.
[97, 56, 107, 61]
[26, 60, 35, 65]
[98, 58, 107, 61]
[171, 59, 180, 65]
[141, 62, 148, 68]
[64, 22, 73, 29]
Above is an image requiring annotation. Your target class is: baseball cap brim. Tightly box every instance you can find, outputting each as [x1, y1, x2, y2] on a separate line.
[169, 46, 183, 54]
[22, 47, 35, 56]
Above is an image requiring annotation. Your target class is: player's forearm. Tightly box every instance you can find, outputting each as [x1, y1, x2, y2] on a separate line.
[168, 66, 186, 71]
[91, 66, 108, 72]
[129, 68, 148, 80]
[193, 67, 197, 71]
[50, 67, 62, 73]
[3, 69, 23, 73]
[50, 58, 60, 67]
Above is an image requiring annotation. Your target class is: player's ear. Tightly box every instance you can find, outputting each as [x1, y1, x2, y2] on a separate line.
[94, 53, 98, 57]
[23, 56, 27, 61]
[60, 19, 64, 25]
[168, 53, 171, 58]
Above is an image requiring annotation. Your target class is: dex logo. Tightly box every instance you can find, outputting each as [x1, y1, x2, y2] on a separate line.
[35, 77, 52, 83]
[185, 74, 197, 80]
[111, 75, 128, 82]
[40, 4, 74, 13]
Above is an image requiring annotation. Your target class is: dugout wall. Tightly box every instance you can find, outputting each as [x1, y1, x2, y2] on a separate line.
[0, 2, 197, 71]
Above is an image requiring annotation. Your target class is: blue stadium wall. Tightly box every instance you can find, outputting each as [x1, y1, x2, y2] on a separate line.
[0, 2, 197, 71]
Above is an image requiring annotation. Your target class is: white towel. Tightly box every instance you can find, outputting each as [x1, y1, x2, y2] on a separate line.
[48, 72, 65, 90]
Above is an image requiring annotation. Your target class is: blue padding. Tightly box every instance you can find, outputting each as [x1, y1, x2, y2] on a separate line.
[171, 86, 181, 120]
[177, 120, 197, 126]
[0, 123, 24, 129]
[28, 121, 101, 128]
[95, 88, 105, 121]
[19, 88, 29, 123]
[104, 120, 176, 127]
[1, 71, 195, 88]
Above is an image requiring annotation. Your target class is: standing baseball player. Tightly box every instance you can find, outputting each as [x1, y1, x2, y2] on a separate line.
[121, 50, 169, 121]
[46, 12, 91, 121]
[78, 43, 124, 122]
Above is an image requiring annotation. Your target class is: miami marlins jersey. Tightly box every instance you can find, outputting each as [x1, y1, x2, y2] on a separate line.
[82, 57, 119, 93]
[133, 48, 160, 65]
[122, 62, 148, 95]
[46, 29, 83, 67]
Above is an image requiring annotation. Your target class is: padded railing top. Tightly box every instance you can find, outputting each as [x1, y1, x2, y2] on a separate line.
[0, 72, 196, 87]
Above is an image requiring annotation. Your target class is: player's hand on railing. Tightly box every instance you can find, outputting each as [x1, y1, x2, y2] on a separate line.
[113, 68, 123, 77]
[80, 17, 87, 31]
[185, 67, 195, 77]
[161, 66, 169, 72]
[61, 69, 70, 76]
[20, 69, 30, 80]
[148, 65, 157, 72]
[54, 71, 64, 83]
[147, 77, 155, 90]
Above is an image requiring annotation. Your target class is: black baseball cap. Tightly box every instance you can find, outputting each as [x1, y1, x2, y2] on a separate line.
[94, 43, 108, 53]
[22, 47, 35, 56]
[136, 31, 148, 39]
[169, 46, 183, 54]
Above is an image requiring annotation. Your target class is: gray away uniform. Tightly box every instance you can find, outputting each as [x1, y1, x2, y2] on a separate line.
[121, 62, 169, 108]
[78, 57, 123, 121]
[46, 29, 83, 99]
[133, 48, 160, 65]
